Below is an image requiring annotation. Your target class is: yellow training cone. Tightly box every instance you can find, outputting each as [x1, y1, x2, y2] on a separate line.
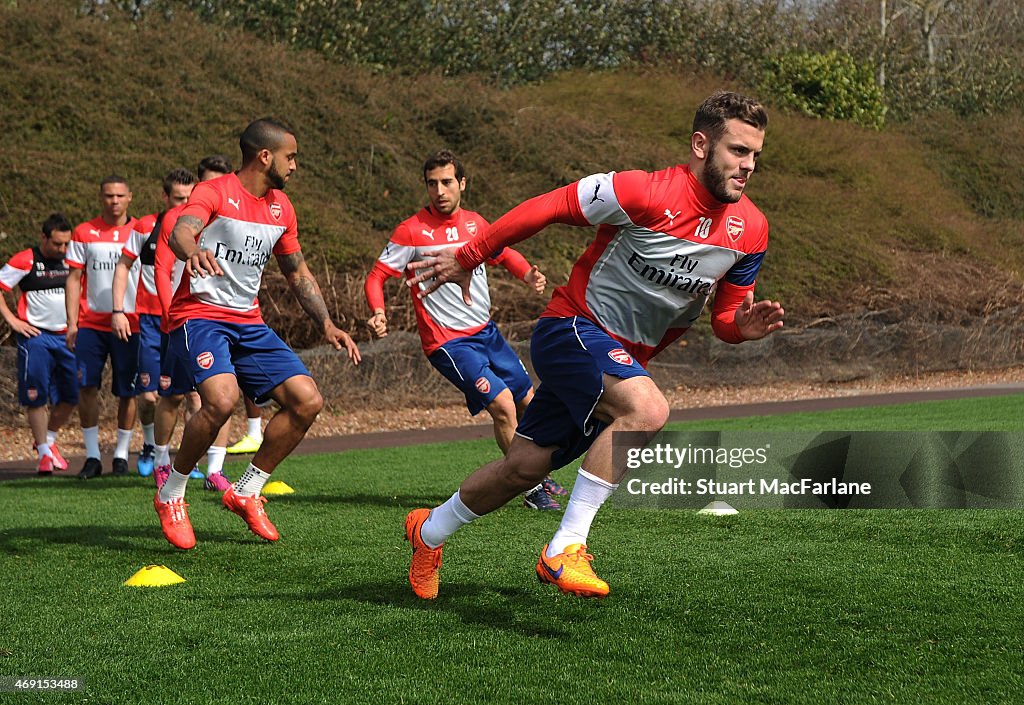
[262, 481, 294, 495]
[124, 565, 186, 587]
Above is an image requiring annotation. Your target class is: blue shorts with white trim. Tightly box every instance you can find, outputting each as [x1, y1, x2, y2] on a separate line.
[515, 316, 648, 471]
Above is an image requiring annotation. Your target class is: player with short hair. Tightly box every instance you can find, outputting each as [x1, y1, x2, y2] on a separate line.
[65, 175, 140, 479]
[364, 149, 564, 510]
[154, 119, 361, 549]
[113, 167, 197, 477]
[403, 91, 785, 599]
[0, 213, 79, 474]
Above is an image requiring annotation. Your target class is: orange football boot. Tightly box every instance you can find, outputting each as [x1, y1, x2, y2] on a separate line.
[535, 543, 609, 598]
[404, 508, 443, 599]
[222, 487, 279, 541]
[154, 493, 196, 550]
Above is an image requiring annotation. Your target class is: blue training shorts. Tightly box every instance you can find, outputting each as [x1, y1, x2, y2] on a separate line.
[135, 313, 162, 394]
[75, 326, 139, 398]
[169, 319, 310, 404]
[427, 320, 533, 416]
[16, 331, 79, 407]
[158, 330, 194, 397]
[515, 315, 649, 471]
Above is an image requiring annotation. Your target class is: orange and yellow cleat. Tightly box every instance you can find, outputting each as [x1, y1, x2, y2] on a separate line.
[222, 487, 279, 541]
[535, 543, 609, 598]
[154, 493, 196, 550]
[404, 508, 443, 599]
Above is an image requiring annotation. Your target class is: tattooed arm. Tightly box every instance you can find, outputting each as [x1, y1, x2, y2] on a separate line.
[170, 215, 222, 278]
[277, 250, 361, 364]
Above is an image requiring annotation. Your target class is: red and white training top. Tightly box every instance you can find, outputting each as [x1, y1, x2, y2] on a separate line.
[0, 246, 70, 332]
[121, 212, 163, 316]
[364, 206, 532, 355]
[67, 215, 139, 332]
[166, 173, 300, 330]
[153, 203, 187, 333]
[456, 165, 769, 366]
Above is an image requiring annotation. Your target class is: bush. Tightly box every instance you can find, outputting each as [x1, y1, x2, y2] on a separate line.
[761, 50, 886, 129]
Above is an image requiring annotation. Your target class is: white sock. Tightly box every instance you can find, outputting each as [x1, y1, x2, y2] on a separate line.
[206, 446, 227, 476]
[234, 463, 271, 496]
[420, 491, 481, 548]
[247, 417, 262, 440]
[82, 426, 101, 459]
[115, 428, 133, 460]
[159, 467, 190, 502]
[46, 430, 57, 445]
[547, 468, 618, 557]
[37, 442, 51, 460]
[155, 444, 171, 466]
[142, 422, 155, 446]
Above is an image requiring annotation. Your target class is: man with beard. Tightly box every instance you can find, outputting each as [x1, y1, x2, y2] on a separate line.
[154, 118, 361, 550]
[402, 91, 785, 599]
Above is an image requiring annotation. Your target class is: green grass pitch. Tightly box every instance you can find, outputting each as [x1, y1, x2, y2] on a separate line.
[1, 395, 1022, 704]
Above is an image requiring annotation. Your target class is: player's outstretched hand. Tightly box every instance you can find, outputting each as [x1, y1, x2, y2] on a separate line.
[186, 248, 223, 279]
[367, 311, 388, 338]
[734, 291, 785, 341]
[406, 249, 474, 306]
[525, 265, 547, 295]
[325, 323, 361, 364]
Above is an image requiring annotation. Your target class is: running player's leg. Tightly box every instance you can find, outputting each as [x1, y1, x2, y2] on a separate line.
[227, 396, 264, 454]
[537, 344, 668, 597]
[202, 415, 234, 491]
[134, 313, 162, 474]
[161, 321, 238, 496]
[152, 331, 194, 485]
[537, 375, 668, 594]
[172, 372, 237, 477]
[220, 324, 314, 540]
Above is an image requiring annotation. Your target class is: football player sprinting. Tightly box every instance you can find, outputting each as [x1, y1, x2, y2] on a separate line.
[403, 92, 785, 598]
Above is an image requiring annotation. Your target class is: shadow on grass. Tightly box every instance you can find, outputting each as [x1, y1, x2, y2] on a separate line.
[276, 579, 572, 639]
[269, 494, 452, 509]
[0, 524, 246, 555]
[0, 475, 156, 489]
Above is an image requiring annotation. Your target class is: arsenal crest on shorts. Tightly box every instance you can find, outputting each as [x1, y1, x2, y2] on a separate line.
[196, 351, 215, 369]
[475, 377, 491, 394]
[608, 348, 634, 366]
